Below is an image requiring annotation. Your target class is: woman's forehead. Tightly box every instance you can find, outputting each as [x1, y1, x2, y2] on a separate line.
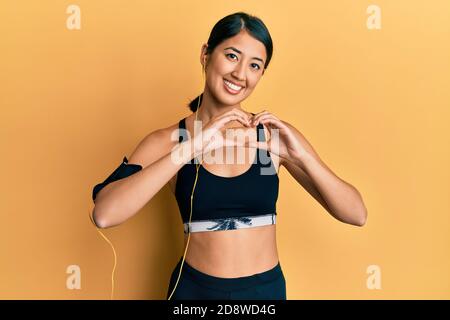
[216, 31, 267, 61]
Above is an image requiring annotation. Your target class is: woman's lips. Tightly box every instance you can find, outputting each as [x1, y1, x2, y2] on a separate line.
[223, 79, 244, 95]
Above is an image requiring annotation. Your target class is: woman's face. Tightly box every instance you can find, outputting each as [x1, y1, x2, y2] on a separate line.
[201, 30, 267, 106]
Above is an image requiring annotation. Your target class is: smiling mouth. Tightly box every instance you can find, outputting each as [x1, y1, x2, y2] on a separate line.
[223, 79, 244, 94]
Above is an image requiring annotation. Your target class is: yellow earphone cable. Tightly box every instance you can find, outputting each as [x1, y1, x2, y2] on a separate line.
[89, 65, 205, 301]
[167, 92, 203, 300]
[88, 208, 117, 300]
[88, 124, 201, 301]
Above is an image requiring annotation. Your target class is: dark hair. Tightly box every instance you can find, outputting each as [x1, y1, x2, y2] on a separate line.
[187, 12, 274, 112]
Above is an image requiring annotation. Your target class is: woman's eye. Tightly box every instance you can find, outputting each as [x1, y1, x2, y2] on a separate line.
[251, 63, 261, 70]
[226, 53, 237, 60]
[226, 53, 261, 71]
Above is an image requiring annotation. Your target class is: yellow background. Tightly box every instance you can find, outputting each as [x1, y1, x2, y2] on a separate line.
[1, 0, 449, 299]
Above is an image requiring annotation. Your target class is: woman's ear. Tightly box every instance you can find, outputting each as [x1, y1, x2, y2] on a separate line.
[200, 43, 209, 69]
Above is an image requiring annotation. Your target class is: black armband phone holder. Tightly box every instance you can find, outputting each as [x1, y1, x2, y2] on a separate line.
[92, 156, 143, 202]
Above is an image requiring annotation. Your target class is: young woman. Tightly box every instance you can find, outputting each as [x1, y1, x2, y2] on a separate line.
[91, 12, 368, 300]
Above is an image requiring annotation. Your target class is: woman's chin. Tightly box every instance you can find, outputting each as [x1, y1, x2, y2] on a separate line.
[217, 91, 247, 106]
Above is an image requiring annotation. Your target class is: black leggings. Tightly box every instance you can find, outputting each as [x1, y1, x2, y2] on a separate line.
[166, 256, 287, 300]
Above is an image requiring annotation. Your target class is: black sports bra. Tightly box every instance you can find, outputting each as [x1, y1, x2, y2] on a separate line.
[175, 114, 279, 233]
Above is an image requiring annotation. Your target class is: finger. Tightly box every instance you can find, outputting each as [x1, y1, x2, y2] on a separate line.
[255, 115, 283, 128]
[224, 108, 253, 123]
[253, 109, 269, 117]
[221, 109, 252, 124]
[253, 113, 280, 124]
[203, 115, 250, 148]
[251, 110, 269, 119]
[251, 111, 272, 125]
[233, 108, 253, 120]
[216, 114, 250, 129]
[228, 113, 251, 127]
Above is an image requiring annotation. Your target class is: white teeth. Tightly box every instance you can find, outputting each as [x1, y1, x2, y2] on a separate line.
[224, 79, 242, 91]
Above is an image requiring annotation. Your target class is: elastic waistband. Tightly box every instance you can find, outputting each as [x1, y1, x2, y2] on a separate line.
[175, 256, 284, 291]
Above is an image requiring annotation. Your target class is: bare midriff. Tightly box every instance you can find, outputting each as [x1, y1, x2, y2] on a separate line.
[175, 113, 280, 278]
[183, 224, 279, 278]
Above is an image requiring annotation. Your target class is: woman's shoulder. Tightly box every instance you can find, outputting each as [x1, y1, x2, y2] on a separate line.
[150, 114, 192, 140]
[126, 116, 189, 167]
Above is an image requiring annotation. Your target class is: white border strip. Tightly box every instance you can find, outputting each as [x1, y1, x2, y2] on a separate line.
[184, 213, 276, 233]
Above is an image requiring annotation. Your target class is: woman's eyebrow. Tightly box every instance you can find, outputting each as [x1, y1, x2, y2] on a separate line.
[224, 46, 264, 64]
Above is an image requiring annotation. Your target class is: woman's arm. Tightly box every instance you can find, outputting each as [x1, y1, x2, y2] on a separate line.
[280, 121, 368, 227]
[92, 128, 196, 229]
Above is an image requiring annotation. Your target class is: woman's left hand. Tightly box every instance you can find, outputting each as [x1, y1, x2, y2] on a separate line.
[247, 110, 307, 164]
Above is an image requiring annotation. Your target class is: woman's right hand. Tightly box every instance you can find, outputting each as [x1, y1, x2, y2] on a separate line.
[191, 108, 253, 158]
